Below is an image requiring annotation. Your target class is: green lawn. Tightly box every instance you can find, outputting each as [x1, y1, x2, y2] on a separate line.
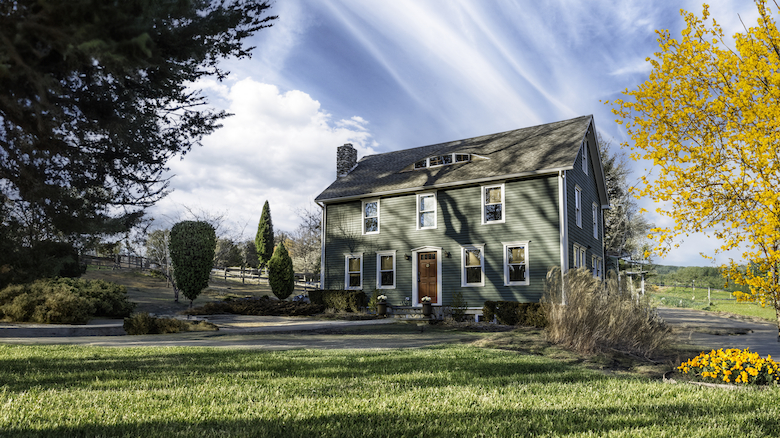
[650, 286, 777, 322]
[2, 344, 780, 437]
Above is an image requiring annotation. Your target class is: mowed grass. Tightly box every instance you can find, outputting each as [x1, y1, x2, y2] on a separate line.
[650, 286, 777, 322]
[2, 344, 780, 437]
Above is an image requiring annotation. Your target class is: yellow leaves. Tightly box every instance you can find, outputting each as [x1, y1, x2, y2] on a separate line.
[609, 0, 780, 317]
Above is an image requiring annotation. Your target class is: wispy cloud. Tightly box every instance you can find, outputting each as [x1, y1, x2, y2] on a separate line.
[151, 78, 376, 234]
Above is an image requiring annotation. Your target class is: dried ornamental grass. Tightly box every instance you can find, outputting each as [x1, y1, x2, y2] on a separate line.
[678, 348, 780, 385]
[543, 267, 672, 356]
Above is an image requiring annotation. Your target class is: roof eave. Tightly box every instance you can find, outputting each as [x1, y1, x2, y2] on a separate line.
[316, 167, 571, 204]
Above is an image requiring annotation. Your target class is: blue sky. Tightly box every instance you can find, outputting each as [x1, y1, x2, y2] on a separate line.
[150, 0, 760, 267]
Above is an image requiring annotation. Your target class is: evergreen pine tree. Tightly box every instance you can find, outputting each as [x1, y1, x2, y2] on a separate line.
[0, 0, 276, 239]
[255, 201, 274, 268]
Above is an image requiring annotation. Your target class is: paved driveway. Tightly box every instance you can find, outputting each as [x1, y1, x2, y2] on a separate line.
[0, 317, 486, 349]
[3, 308, 778, 355]
[657, 307, 780, 357]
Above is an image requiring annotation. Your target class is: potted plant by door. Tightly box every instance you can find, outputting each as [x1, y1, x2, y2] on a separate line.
[421, 296, 432, 317]
[377, 295, 388, 316]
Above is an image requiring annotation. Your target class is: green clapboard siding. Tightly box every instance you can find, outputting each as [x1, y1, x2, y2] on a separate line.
[323, 174, 561, 306]
[567, 142, 605, 271]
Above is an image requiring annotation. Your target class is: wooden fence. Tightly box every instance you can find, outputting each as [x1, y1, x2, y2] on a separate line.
[81, 254, 149, 270]
[210, 267, 320, 290]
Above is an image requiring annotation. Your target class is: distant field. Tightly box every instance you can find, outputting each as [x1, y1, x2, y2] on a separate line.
[649, 286, 776, 322]
[2, 344, 780, 437]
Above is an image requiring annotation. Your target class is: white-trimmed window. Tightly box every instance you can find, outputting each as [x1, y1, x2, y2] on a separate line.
[414, 153, 470, 169]
[362, 199, 379, 234]
[503, 242, 529, 286]
[582, 140, 589, 175]
[592, 203, 599, 239]
[417, 193, 437, 230]
[575, 186, 582, 228]
[572, 243, 586, 269]
[345, 253, 363, 289]
[592, 255, 603, 279]
[376, 251, 396, 289]
[482, 183, 505, 224]
[461, 244, 485, 287]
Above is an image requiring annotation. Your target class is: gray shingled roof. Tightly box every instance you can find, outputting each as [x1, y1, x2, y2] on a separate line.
[316, 115, 595, 203]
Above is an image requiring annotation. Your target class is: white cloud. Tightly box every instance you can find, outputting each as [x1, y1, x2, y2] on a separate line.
[150, 78, 376, 237]
[610, 58, 653, 76]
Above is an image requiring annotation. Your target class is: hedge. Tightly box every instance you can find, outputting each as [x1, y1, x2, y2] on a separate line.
[183, 296, 325, 317]
[123, 313, 218, 335]
[482, 301, 547, 327]
[308, 290, 367, 312]
[0, 278, 135, 324]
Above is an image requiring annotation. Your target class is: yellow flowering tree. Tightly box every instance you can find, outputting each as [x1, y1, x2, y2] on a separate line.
[610, 1, 780, 336]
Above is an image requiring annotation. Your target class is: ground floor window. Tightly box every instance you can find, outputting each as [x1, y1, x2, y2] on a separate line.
[345, 253, 363, 289]
[461, 244, 485, 287]
[592, 255, 603, 279]
[503, 241, 529, 286]
[572, 243, 586, 269]
[376, 250, 396, 289]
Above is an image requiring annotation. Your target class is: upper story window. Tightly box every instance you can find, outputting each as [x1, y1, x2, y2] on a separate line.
[575, 186, 582, 228]
[582, 140, 588, 175]
[482, 183, 505, 224]
[414, 153, 470, 169]
[592, 203, 599, 239]
[417, 192, 437, 230]
[362, 199, 379, 234]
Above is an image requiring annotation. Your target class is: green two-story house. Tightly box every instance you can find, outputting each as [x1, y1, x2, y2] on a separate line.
[314, 115, 609, 315]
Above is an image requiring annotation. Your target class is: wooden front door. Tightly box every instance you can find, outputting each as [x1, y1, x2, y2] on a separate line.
[418, 252, 437, 304]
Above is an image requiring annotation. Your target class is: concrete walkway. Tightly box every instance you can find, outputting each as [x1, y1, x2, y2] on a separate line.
[657, 307, 780, 357]
[0, 315, 478, 349]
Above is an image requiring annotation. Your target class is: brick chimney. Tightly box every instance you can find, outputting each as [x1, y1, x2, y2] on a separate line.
[337, 143, 357, 178]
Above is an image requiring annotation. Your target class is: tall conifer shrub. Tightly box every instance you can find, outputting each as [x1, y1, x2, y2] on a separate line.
[255, 201, 274, 268]
[268, 243, 294, 300]
[169, 221, 216, 307]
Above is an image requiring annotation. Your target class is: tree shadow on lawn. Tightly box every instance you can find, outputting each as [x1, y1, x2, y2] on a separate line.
[4, 396, 780, 437]
[0, 346, 607, 393]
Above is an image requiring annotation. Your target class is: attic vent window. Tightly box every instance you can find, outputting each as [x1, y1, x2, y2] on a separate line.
[414, 153, 469, 170]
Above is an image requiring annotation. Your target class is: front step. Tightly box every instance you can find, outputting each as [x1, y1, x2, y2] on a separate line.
[388, 306, 439, 320]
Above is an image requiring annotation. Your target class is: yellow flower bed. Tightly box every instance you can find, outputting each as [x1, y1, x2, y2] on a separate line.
[678, 348, 780, 385]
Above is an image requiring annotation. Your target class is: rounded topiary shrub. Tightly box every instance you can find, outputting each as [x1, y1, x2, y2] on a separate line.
[268, 243, 294, 300]
[169, 221, 216, 307]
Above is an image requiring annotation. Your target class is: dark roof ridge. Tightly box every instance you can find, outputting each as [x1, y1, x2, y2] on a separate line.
[362, 114, 593, 160]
